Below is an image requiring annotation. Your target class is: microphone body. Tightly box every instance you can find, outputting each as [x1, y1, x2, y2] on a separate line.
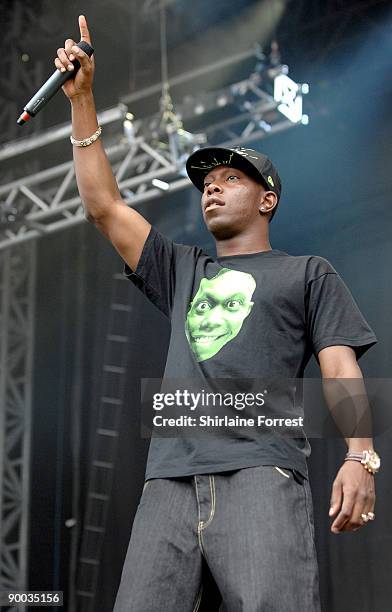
[17, 40, 94, 125]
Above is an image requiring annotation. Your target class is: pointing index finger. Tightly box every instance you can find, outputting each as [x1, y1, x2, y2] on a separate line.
[78, 14, 92, 45]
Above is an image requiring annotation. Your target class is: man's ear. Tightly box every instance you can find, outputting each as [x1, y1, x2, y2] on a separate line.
[259, 191, 278, 217]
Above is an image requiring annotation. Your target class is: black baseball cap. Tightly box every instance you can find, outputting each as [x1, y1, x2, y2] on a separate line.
[186, 146, 282, 201]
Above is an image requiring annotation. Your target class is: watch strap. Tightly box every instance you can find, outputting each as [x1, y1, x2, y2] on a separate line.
[344, 449, 380, 474]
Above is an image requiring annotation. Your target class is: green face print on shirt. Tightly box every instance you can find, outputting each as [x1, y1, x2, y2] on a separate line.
[185, 268, 256, 362]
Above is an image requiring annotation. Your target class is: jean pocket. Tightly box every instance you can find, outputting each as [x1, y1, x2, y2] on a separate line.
[274, 466, 291, 479]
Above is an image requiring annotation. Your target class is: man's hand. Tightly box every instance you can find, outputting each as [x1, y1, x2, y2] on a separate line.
[54, 15, 94, 99]
[329, 460, 375, 533]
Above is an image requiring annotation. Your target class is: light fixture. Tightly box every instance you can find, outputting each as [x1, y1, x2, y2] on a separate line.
[194, 104, 205, 115]
[274, 74, 303, 123]
[259, 120, 272, 132]
[152, 178, 170, 191]
[216, 95, 228, 108]
[123, 117, 135, 144]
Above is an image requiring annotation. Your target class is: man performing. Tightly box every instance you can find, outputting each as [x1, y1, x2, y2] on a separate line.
[56, 16, 380, 611]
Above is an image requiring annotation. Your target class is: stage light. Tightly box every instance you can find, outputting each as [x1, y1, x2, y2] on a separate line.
[259, 120, 272, 132]
[194, 104, 205, 115]
[123, 117, 135, 144]
[301, 83, 310, 94]
[268, 64, 288, 80]
[152, 178, 170, 191]
[274, 74, 303, 123]
[301, 114, 309, 125]
[216, 95, 228, 107]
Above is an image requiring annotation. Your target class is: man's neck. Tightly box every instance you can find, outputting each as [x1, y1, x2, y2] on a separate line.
[215, 233, 272, 258]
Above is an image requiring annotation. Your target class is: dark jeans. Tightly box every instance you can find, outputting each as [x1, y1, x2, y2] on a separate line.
[113, 466, 321, 612]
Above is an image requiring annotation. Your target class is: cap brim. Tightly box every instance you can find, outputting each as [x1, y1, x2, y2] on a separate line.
[186, 147, 268, 193]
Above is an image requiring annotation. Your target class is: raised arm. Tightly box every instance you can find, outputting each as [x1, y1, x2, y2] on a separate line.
[55, 15, 150, 271]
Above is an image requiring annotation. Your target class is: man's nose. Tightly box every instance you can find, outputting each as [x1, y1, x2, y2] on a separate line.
[206, 182, 223, 195]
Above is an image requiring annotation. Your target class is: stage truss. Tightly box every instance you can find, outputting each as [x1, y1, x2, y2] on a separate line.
[0, 52, 307, 252]
[0, 242, 35, 611]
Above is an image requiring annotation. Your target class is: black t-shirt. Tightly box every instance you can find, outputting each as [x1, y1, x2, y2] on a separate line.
[124, 227, 377, 480]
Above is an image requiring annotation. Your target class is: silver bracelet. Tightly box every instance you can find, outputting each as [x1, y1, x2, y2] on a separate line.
[70, 125, 102, 147]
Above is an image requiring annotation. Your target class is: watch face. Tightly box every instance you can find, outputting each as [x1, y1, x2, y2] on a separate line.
[366, 451, 381, 470]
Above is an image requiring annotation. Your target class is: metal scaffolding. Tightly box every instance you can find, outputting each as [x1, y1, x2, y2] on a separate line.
[0, 51, 307, 252]
[0, 242, 36, 611]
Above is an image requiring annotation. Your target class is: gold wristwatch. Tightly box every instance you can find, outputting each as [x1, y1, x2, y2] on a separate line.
[344, 449, 381, 474]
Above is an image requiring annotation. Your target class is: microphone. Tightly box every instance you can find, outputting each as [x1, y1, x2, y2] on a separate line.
[16, 40, 94, 125]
